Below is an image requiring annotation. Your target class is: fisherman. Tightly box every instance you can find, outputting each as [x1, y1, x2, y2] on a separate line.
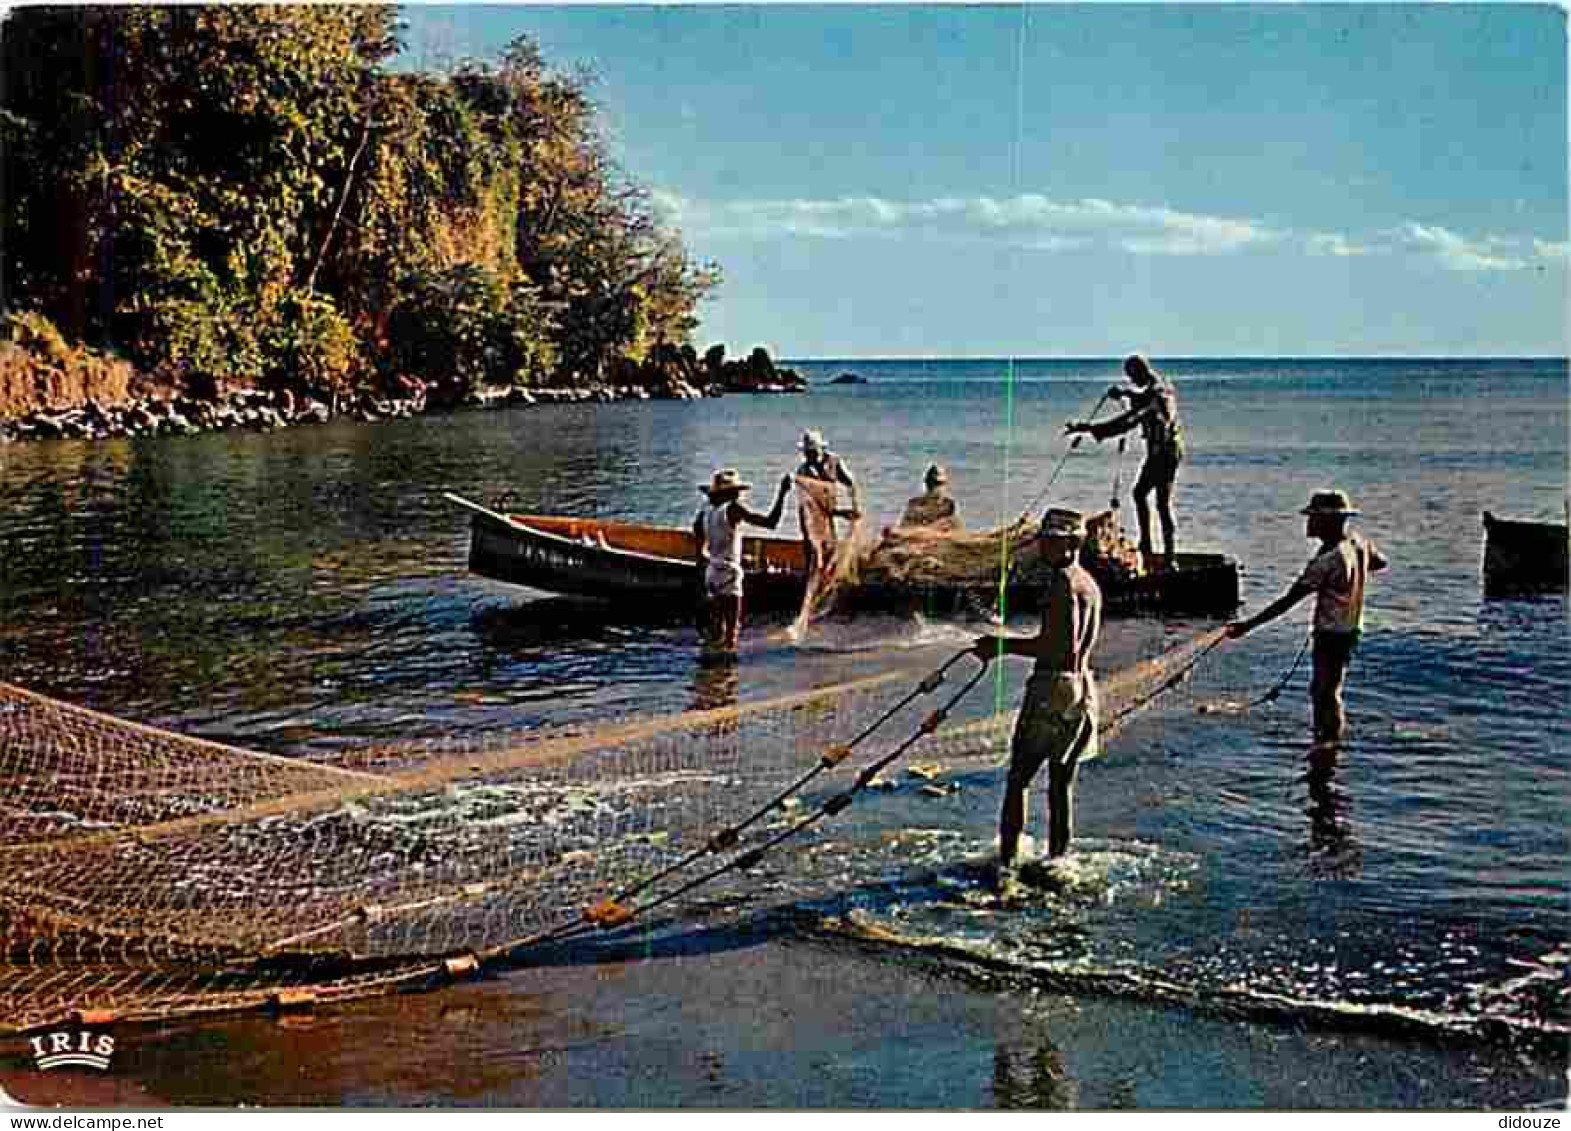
[693, 468, 792, 658]
[1064, 353, 1185, 570]
[972, 508, 1103, 885]
[897, 463, 961, 532]
[1225, 489, 1389, 744]
[795, 429, 862, 582]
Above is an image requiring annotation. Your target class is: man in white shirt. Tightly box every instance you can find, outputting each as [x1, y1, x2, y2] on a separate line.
[692, 468, 791, 658]
[1226, 490, 1389, 743]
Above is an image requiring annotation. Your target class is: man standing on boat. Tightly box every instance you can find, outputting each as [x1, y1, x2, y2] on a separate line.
[1226, 490, 1389, 744]
[693, 468, 792, 658]
[1065, 354, 1185, 571]
[972, 508, 1103, 888]
[795, 430, 862, 583]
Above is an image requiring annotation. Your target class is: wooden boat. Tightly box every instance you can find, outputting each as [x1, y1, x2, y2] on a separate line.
[1482, 511, 1569, 596]
[448, 495, 1242, 616]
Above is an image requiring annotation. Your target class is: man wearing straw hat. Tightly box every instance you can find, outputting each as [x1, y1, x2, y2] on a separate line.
[693, 468, 792, 658]
[1227, 489, 1389, 744]
[973, 507, 1104, 885]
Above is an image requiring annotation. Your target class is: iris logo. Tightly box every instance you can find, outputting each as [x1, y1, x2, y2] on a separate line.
[28, 1030, 115, 1072]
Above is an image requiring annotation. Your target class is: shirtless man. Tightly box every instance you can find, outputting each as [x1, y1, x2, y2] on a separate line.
[973, 508, 1103, 882]
[1065, 354, 1185, 569]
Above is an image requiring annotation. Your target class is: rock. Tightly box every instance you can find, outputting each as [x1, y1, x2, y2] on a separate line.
[830, 372, 867, 385]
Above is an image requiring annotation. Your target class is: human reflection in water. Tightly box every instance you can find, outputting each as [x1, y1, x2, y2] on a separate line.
[690, 656, 741, 712]
[990, 1038, 1078, 1110]
[1301, 741, 1362, 880]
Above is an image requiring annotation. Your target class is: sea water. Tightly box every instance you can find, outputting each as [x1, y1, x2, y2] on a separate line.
[0, 357, 1565, 1105]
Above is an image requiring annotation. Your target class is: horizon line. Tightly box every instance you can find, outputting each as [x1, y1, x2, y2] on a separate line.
[776, 353, 1569, 363]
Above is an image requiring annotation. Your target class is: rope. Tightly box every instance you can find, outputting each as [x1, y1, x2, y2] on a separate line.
[1197, 631, 1313, 716]
[623, 657, 992, 925]
[1103, 627, 1228, 733]
[508, 626, 1237, 958]
[504, 650, 983, 952]
[1021, 390, 1110, 519]
[1110, 435, 1129, 512]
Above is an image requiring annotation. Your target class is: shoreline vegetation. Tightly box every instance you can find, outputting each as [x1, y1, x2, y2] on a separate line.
[0, 317, 806, 443]
[0, 7, 807, 446]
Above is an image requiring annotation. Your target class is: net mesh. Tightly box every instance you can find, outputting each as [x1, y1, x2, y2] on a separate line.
[0, 627, 1223, 1033]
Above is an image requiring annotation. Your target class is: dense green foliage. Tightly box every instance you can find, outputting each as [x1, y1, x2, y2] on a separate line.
[0, 5, 720, 399]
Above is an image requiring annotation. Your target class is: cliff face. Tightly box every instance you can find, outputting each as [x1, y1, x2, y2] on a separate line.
[0, 343, 142, 419]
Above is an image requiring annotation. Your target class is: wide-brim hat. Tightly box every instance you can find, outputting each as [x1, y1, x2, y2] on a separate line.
[1039, 507, 1087, 540]
[799, 429, 826, 452]
[924, 462, 949, 486]
[701, 468, 752, 497]
[1301, 489, 1359, 517]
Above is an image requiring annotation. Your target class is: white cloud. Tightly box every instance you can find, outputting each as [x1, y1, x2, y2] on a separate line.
[659, 190, 1562, 274]
[1306, 232, 1370, 258]
[663, 191, 1282, 255]
[1386, 222, 1529, 272]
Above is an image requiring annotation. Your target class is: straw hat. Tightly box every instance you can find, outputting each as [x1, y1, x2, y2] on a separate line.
[700, 468, 752, 497]
[1039, 508, 1087, 540]
[799, 429, 826, 453]
[1300, 490, 1359, 517]
[924, 462, 949, 487]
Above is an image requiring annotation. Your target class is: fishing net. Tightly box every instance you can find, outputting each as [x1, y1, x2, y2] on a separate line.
[857, 508, 1145, 591]
[0, 625, 1224, 1034]
[860, 518, 1035, 589]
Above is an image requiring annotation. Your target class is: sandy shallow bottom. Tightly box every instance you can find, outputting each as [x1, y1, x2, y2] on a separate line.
[3, 921, 1563, 1110]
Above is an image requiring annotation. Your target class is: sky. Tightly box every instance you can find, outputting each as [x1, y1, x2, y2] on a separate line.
[400, 4, 1569, 359]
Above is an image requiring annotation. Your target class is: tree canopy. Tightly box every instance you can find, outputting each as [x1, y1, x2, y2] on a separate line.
[0, 5, 721, 401]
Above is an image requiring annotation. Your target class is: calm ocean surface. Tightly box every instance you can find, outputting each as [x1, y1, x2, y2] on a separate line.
[0, 357, 1566, 1106]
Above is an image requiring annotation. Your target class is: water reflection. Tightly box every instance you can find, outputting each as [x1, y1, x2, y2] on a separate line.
[690, 658, 741, 711]
[990, 1038, 1078, 1109]
[1300, 742, 1361, 881]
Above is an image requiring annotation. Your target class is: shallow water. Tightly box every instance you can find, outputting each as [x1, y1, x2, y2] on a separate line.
[0, 357, 1565, 1105]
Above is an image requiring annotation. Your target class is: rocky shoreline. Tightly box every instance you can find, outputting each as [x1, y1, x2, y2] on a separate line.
[0, 344, 807, 445]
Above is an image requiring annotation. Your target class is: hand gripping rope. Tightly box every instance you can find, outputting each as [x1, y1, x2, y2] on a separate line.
[508, 650, 990, 952]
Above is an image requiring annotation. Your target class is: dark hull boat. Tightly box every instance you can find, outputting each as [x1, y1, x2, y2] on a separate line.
[450, 495, 1241, 617]
[1482, 511, 1569, 596]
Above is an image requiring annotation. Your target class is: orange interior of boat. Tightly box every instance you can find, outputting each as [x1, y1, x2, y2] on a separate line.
[514, 515, 809, 574]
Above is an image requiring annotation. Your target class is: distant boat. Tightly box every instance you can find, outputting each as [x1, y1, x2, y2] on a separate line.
[1482, 511, 1569, 596]
[447, 494, 1241, 616]
[829, 372, 868, 385]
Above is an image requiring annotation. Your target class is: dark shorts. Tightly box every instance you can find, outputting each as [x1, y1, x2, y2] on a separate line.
[1135, 443, 1183, 493]
[1312, 629, 1361, 672]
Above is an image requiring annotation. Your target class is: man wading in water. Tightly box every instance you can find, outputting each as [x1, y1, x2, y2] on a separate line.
[1065, 353, 1185, 571]
[693, 468, 791, 659]
[973, 508, 1103, 892]
[1226, 489, 1389, 744]
[794, 429, 862, 584]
